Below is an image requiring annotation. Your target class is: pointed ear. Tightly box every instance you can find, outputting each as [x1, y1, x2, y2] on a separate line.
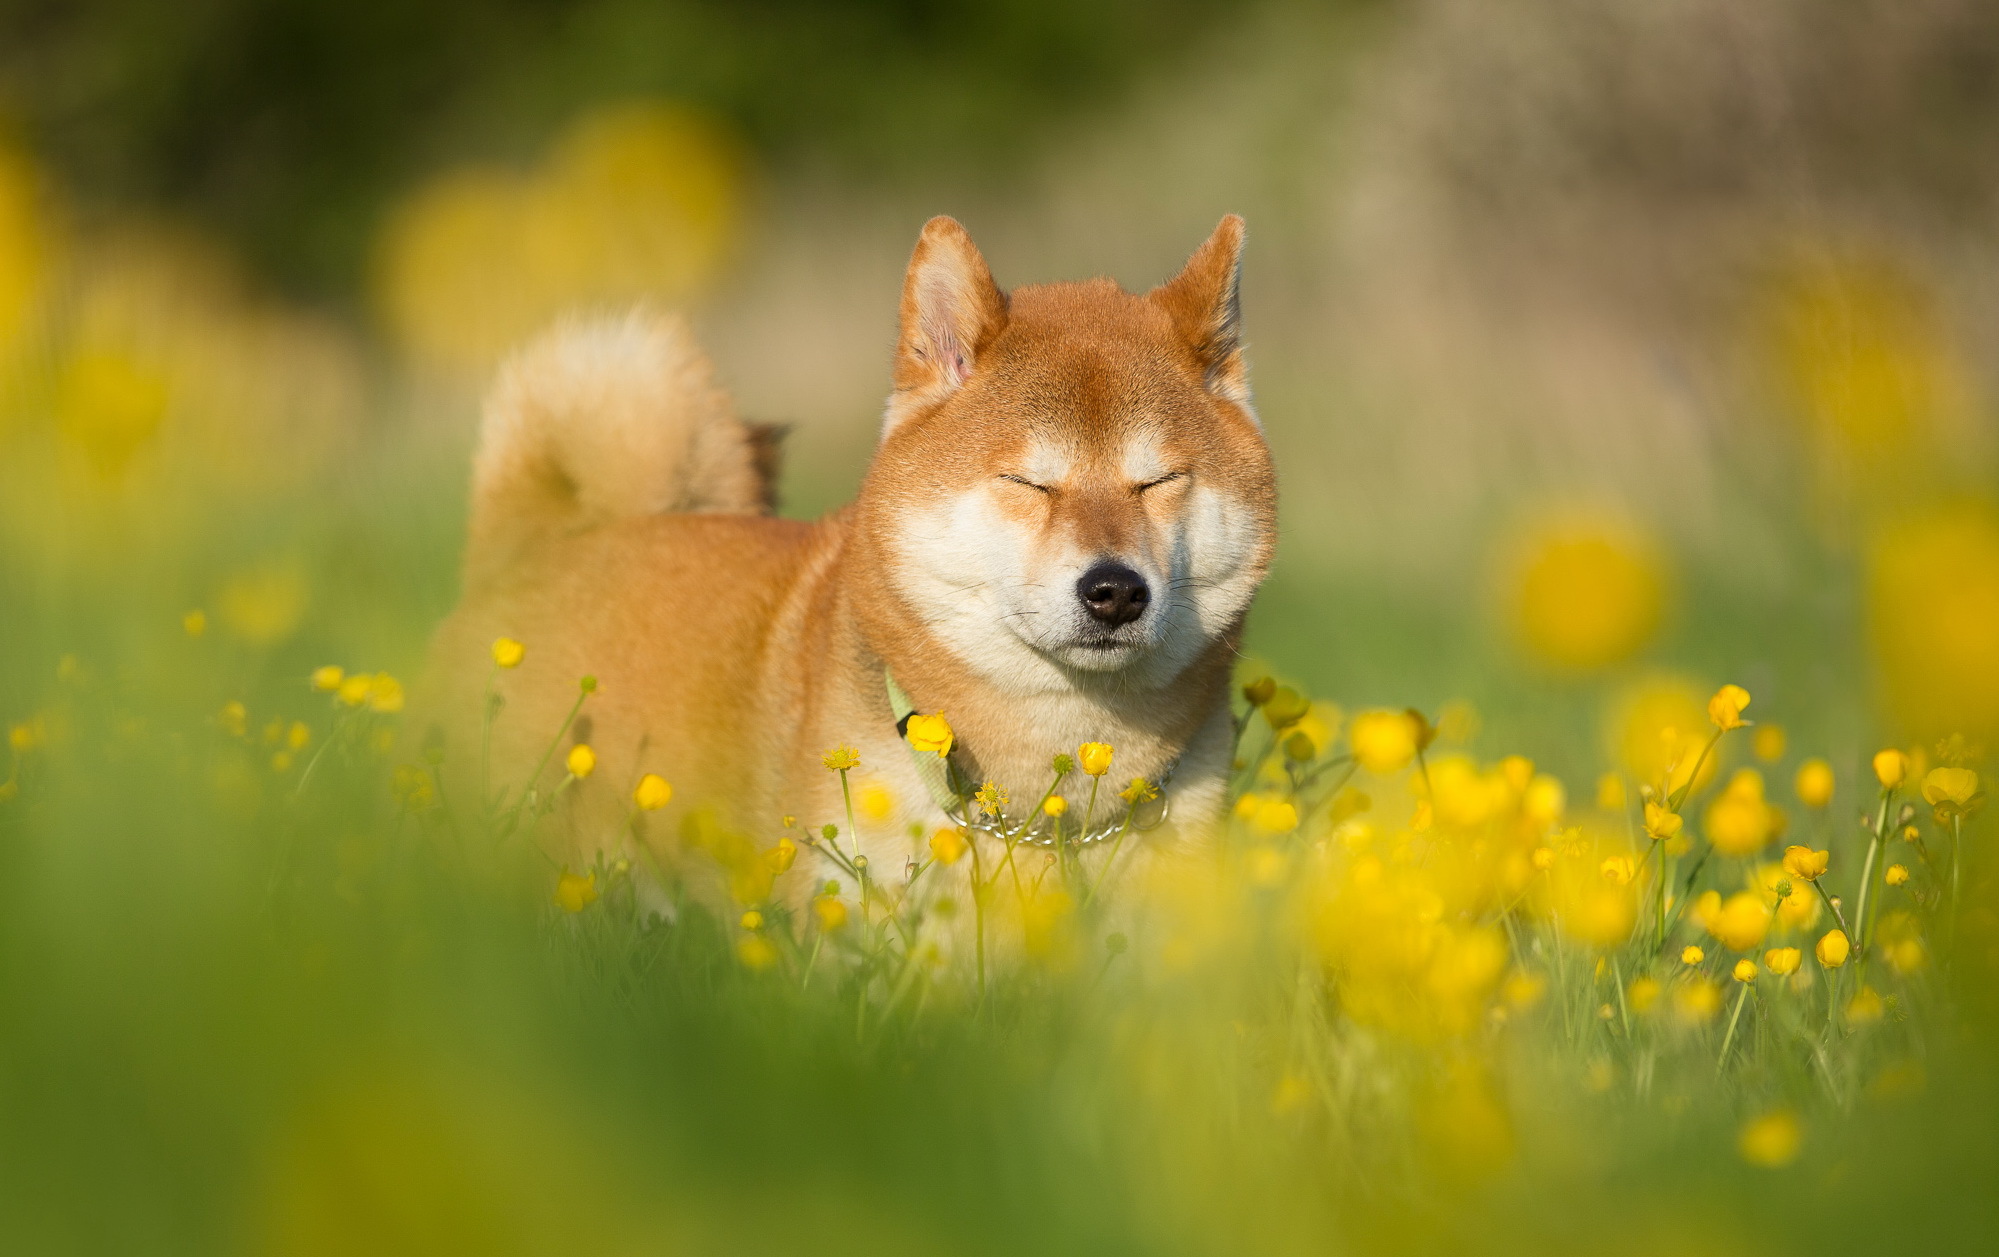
[1150, 214, 1248, 405]
[885, 216, 1007, 433]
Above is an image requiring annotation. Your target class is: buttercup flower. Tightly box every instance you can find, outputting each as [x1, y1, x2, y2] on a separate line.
[310, 665, 345, 693]
[1794, 758, 1834, 809]
[812, 895, 849, 932]
[1119, 778, 1159, 805]
[633, 773, 672, 810]
[1885, 864, 1909, 887]
[367, 674, 404, 713]
[1763, 947, 1802, 977]
[337, 673, 373, 707]
[1043, 795, 1068, 817]
[974, 781, 1009, 818]
[491, 636, 525, 668]
[1816, 929, 1849, 968]
[929, 827, 969, 865]
[1708, 892, 1772, 952]
[1873, 749, 1907, 789]
[1707, 684, 1751, 731]
[554, 870, 597, 913]
[1739, 1111, 1802, 1168]
[1781, 845, 1829, 882]
[1252, 798, 1299, 834]
[768, 837, 798, 873]
[1704, 769, 1776, 857]
[1261, 686, 1310, 729]
[1922, 766, 1978, 810]
[1753, 723, 1786, 761]
[1349, 709, 1420, 775]
[822, 745, 861, 772]
[905, 713, 953, 758]
[1642, 800, 1683, 843]
[219, 701, 248, 737]
[182, 609, 207, 638]
[1733, 958, 1758, 983]
[736, 936, 779, 971]
[1681, 945, 1704, 966]
[739, 910, 763, 931]
[566, 743, 596, 779]
[1241, 676, 1276, 707]
[1599, 853, 1638, 886]
[1078, 742, 1114, 777]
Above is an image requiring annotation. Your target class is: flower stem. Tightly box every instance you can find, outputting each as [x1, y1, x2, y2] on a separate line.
[1717, 982, 1752, 1074]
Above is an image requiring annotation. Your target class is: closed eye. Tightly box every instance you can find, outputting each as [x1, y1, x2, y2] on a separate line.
[999, 474, 1052, 494]
[1135, 472, 1187, 492]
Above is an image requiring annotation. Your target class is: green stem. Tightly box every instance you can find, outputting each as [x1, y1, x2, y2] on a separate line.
[1083, 799, 1143, 909]
[1853, 789, 1892, 976]
[1717, 981, 1752, 1073]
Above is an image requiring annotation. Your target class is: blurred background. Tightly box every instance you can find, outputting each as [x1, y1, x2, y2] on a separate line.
[4, 3, 1999, 1251]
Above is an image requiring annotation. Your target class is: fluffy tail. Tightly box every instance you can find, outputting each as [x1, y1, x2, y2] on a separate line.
[465, 309, 774, 585]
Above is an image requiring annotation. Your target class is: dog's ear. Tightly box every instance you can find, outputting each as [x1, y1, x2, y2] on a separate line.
[1150, 215, 1248, 406]
[885, 216, 1007, 433]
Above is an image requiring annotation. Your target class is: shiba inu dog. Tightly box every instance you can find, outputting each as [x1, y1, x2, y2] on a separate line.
[427, 215, 1276, 892]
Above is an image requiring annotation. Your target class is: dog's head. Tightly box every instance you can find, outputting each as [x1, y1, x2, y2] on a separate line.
[860, 216, 1277, 691]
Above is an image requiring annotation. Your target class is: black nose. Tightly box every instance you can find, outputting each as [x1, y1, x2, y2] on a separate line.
[1077, 561, 1150, 626]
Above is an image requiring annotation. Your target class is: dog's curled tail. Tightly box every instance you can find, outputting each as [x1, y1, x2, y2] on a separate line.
[466, 309, 775, 585]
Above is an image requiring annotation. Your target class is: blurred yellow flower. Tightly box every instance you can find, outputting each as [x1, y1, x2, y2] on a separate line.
[1708, 892, 1772, 952]
[219, 562, 307, 646]
[1781, 845, 1829, 882]
[928, 827, 968, 865]
[311, 665, 345, 693]
[1704, 769, 1777, 857]
[1795, 758, 1834, 808]
[857, 780, 895, 823]
[1890, 936, 1926, 974]
[565, 744, 596, 779]
[375, 102, 742, 371]
[633, 774, 672, 811]
[1595, 772, 1626, 811]
[1707, 684, 1751, 731]
[1642, 801, 1682, 843]
[1868, 505, 1999, 738]
[219, 700, 248, 738]
[767, 837, 797, 874]
[1502, 511, 1667, 672]
[1733, 958, 1758, 983]
[1873, 749, 1907, 789]
[1921, 766, 1978, 809]
[735, 936, 779, 971]
[1816, 929, 1850, 969]
[1885, 864, 1909, 887]
[1763, 947, 1802, 977]
[1674, 977, 1723, 1024]
[1752, 723, 1786, 762]
[812, 895, 849, 932]
[287, 722, 311, 752]
[1077, 742, 1114, 777]
[1042, 795, 1067, 818]
[367, 674, 404, 714]
[1250, 797, 1299, 834]
[1607, 676, 1717, 798]
[1350, 709, 1420, 775]
[1598, 854, 1637, 886]
[1738, 1110, 1802, 1169]
[491, 637, 525, 668]
[905, 713, 953, 758]
[182, 609, 207, 637]
[1681, 945, 1704, 965]
[1261, 687, 1310, 730]
[337, 673, 372, 706]
[1847, 986, 1885, 1024]
[1627, 976, 1661, 1014]
[554, 870, 597, 913]
[821, 745, 860, 772]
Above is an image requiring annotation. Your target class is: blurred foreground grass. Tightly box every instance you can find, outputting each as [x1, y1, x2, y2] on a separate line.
[5, 122, 1999, 1255]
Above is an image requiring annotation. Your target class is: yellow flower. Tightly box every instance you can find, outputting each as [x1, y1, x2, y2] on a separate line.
[1077, 742, 1114, 777]
[1794, 758, 1834, 809]
[812, 895, 849, 932]
[1752, 723, 1786, 762]
[1873, 749, 1907, 789]
[1674, 978, 1723, 1024]
[491, 636, 525, 668]
[1781, 845, 1829, 882]
[1251, 797, 1298, 834]
[1642, 801, 1683, 843]
[1921, 766, 1978, 810]
[1599, 853, 1638, 886]
[367, 674, 405, 713]
[311, 665, 345, 693]
[1681, 945, 1704, 965]
[633, 773, 672, 810]
[1885, 864, 1909, 887]
[857, 780, 895, 822]
[1628, 976, 1662, 1014]
[821, 745, 860, 772]
[928, 827, 969, 865]
[1261, 686, 1310, 729]
[767, 837, 797, 873]
[1596, 772, 1627, 811]
[1846, 986, 1884, 1024]
[1708, 892, 1773, 952]
[1763, 947, 1802, 977]
[1241, 676, 1276, 707]
[1707, 684, 1752, 731]
[219, 701, 248, 738]
[287, 722, 312, 751]
[1349, 709, 1420, 775]
[736, 936, 779, 971]
[1503, 513, 1667, 671]
[1119, 778, 1159, 806]
[182, 609, 207, 638]
[1733, 958, 1758, 983]
[1739, 1111, 1802, 1168]
[1703, 769, 1776, 857]
[1530, 846, 1555, 870]
[1043, 795, 1067, 817]
[1816, 929, 1849, 969]
[905, 712, 953, 758]
[566, 743, 596, 779]
[739, 910, 763, 931]
[337, 673, 373, 706]
[974, 780, 1009, 818]
[554, 870, 597, 913]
